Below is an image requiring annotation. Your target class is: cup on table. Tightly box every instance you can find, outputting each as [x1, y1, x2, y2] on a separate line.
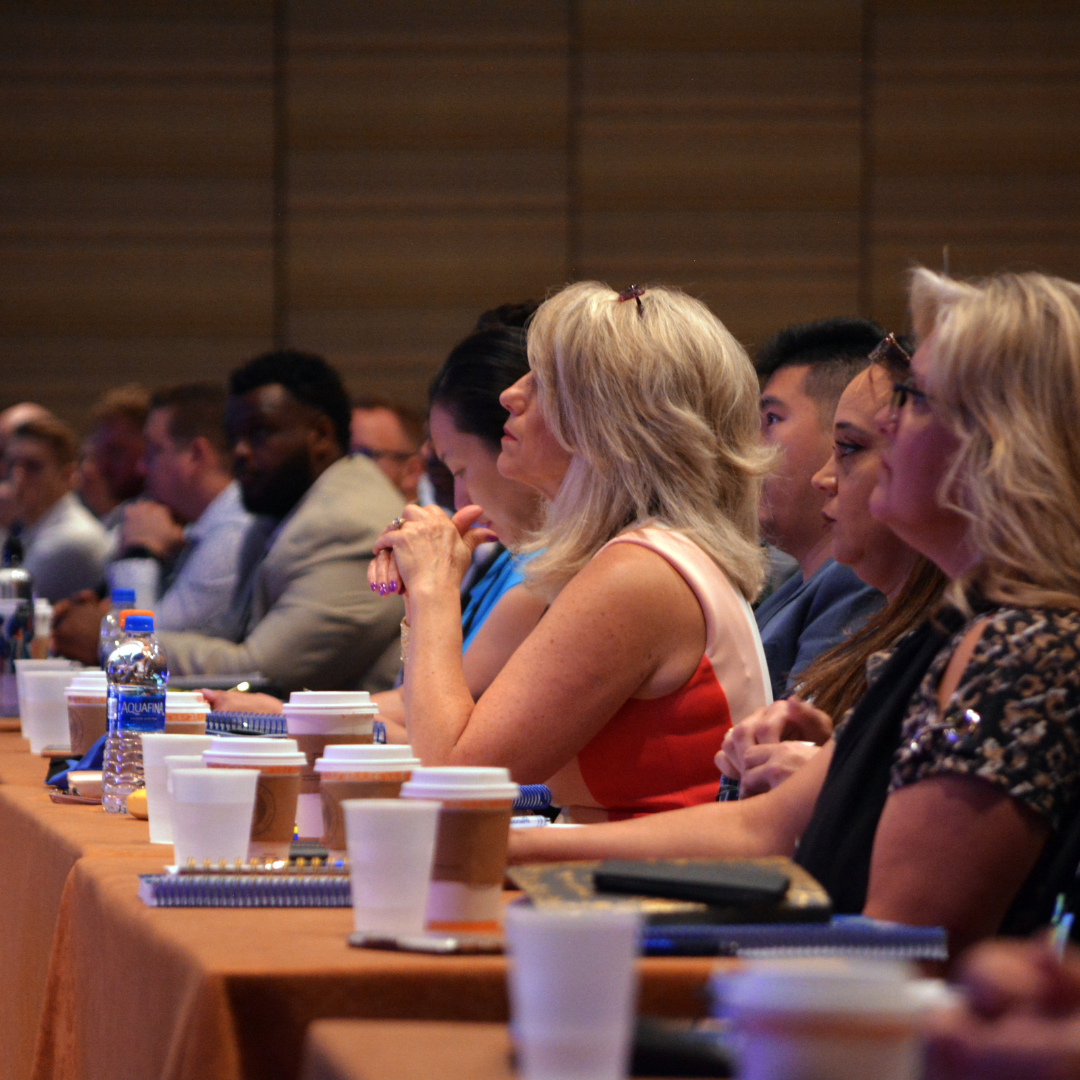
[342, 798, 439, 937]
[315, 744, 421, 856]
[142, 734, 215, 844]
[716, 958, 925, 1080]
[282, 691, 379, 840]
[64, 669, 108, 757]
[18, 667, 82, 753]
[399, 766, 518, 933]
[505, 906, 643, 1080]
[170, 767, 259, 868]
[14, 658, 78, 725]
[164, 691, 210, 736]
[202, 736, 306, 861]
[164, 753, 208, 833]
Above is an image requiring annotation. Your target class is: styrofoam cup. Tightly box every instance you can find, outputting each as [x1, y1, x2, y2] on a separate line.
[716, 958, 925, 1080]
[15, 658, 80, 725]
[170, 767, 259, 868]
[142, 734, 215, 844]
[505, 906, 643, 1080]
[343, 798, 440, 937]
[202, 736, 306, 860]
[400, 766, 518, 932]
[19, 667, 82, 752]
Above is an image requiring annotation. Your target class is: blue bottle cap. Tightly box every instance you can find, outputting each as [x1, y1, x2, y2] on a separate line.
[124, 614, 155, 633]
[111, 588, 136, 604]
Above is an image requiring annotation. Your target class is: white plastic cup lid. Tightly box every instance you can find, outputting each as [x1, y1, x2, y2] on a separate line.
[287, 691, 373, 707]
[202, 735, 306, 768]
[165, 690, 210, 713]
[716, 958, 923, 1017]
[399, 765, 519, 802]
[67, 671, 108, 693]
[314, 744, 421, 773]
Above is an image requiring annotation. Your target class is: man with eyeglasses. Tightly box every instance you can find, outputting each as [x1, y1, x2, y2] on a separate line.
[350, 398, 426, 503]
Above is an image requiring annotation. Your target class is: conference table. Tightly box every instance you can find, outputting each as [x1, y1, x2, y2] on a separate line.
[0, 724, 720, 1080]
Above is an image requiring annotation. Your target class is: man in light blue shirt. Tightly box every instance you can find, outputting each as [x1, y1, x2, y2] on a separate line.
[119, 383, 262, 639]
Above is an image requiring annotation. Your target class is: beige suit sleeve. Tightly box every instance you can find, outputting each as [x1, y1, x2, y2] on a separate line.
[158, 547, 404, 692]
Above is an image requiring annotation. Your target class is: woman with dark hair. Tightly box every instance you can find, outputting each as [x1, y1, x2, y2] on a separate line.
[204, 320, 546, 729]
[424, 324, 546, 678]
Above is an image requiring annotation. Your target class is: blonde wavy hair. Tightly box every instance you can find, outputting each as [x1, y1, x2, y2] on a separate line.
[910, 267, 1080, 610]
[521, 281, 772, 601]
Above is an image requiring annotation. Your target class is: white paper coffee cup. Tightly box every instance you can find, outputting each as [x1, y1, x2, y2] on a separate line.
[315, 744, 421, 853]
[400, 766, 518, 932]
[716, 958, 925, 1080]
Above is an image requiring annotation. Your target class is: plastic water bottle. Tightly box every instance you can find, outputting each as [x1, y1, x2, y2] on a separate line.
[98, 588, 137, 669]
[102, 613, 168, 814]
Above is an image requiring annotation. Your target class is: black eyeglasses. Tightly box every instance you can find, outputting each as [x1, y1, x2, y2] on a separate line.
[890, 380, 933, 412]
[868, 333, 912, 379]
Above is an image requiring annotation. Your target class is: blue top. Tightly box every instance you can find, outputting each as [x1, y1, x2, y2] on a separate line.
[460, 547, 533, 654]
[124, 614, 155, 633]
[755, 557, 885, 701]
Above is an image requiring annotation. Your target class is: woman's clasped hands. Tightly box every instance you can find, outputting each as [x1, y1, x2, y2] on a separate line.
[715, 696, 833, 798]
[369, 504, 497, 600]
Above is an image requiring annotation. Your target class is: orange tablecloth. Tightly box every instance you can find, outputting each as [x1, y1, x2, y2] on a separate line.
[0, 727, 170, 1080]
[300, 1020, 518, 1080]
[0, 729, 718, 1080]
[299, 1020, 706, 1080]
[33, 857, 716, 1080]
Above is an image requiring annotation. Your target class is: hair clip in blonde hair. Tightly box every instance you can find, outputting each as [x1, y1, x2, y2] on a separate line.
[616, 284, 645, 316]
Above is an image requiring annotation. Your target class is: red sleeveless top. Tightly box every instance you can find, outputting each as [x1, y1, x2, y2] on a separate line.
[545, 528, 772, 822]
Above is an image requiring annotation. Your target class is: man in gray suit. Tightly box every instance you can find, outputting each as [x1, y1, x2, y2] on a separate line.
[55, 351, 406, 692]
[160, 350, 406, 692]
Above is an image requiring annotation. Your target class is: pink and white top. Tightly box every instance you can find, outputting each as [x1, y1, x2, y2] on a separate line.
[544, 527, 772, 822]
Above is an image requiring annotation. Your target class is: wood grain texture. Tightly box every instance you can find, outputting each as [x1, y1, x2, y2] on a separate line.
[0, 2, 274, 430]
[575, 0, 864, 351]
[1, 1, 1078, 422]
[867, 1, 1080, 333]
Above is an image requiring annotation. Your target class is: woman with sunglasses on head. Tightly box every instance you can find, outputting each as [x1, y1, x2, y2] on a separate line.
[371, 282, 773, 820]
[718, 343, 948, 797]
[512, 269, 1080, 956]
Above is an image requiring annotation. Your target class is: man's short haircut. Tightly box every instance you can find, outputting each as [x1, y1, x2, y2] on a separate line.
[352, 396, 426, 452]
[11, 416, 78, 467]
[755, 317, 885, 423]
[89, 384, 151, 431]
[229, 350, 351, 452]
[150, 383, 229, 457]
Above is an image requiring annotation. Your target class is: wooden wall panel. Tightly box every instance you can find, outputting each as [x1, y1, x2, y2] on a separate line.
[576, 0, 865, 353]
[869, 1, 1080, 334]
[0, 3, 274, 430]
[285, 1, 570, 408]
[2, 2, 1079, 424]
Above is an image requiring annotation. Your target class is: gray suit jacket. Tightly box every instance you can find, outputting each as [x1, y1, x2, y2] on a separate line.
[158, 455, 405, 692]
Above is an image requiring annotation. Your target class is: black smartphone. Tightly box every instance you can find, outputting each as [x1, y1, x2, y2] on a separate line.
[593, 860, 790, 907]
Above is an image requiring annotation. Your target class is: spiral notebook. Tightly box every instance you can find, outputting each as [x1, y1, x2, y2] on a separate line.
[139, 870, 351, 908]
[643, 915, 948, 961]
